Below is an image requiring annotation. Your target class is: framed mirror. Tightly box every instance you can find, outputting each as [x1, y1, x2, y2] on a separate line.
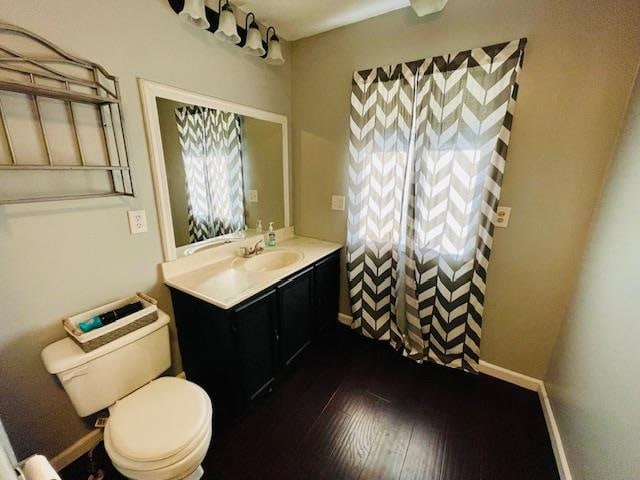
[139, 79, 290, 260]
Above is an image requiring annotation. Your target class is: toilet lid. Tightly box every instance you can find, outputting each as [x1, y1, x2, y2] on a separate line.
[107, 377, 211, 463]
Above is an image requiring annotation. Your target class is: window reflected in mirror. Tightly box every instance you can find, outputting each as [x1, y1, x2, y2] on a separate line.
[156, 98, 285, 248]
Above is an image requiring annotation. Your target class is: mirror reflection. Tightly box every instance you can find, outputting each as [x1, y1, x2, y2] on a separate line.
[156, 98, 285, 248]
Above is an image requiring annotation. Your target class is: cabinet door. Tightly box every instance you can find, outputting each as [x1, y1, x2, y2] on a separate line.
[314, 252, 340, 334]
[233, 290, 278, 401]
[278, 267, 314, 367]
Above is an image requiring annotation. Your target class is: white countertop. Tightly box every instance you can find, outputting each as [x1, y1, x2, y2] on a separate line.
[161, 233, 342, 310]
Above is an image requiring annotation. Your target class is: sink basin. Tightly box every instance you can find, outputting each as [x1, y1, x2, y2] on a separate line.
[233, 250, 304, 272]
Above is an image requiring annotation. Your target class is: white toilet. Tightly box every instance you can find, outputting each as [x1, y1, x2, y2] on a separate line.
[41, 310, 213, 480]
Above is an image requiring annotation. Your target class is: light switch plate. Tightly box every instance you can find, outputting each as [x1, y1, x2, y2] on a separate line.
[248, 190, 258, 203]
[495, 206, 511, 228]
[128, 210, 148, 234]
[331, 195, 345, 211]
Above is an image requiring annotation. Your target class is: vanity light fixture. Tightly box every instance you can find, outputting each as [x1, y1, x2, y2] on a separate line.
[178, 0, 210, 29]
[265, 26, 285, 65]
[214, 0, 241, 44]
[243, 13, 265, 57]
[168, 1, 284, 66]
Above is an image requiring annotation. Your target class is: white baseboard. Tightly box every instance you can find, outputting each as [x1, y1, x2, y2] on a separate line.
[336, 312, 571, 479]
[50, 428, 102, 471]
[538, 382, 573, 480]
[338, 312, 353, 326]
[480, 361, 572, 480]
[478, 360, 541, 391]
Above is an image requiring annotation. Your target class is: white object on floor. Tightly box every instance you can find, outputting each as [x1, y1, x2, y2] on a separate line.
[0, 419, 19, 480]
[0, 451, 15, 480]
[22, 455, 61, 480]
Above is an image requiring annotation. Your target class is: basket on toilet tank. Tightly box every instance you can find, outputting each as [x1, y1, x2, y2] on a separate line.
[62, 292, 158, 352]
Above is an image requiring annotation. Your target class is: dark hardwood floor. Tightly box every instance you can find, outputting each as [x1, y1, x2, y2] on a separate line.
[62, 326, 559, 480]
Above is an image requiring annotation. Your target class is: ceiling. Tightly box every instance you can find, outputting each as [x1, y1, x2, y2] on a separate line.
[230, 0, 411, 41]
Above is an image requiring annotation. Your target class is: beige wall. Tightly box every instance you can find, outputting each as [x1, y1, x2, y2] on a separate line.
[291, 0, 640, 378]
[242, 117, 285, 230]
[545, 68, 640, 480]
[156, 98, 190, 247]
[0, 0, 291, 461]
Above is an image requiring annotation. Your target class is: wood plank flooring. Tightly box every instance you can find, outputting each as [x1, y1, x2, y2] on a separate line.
[62, 326, 560, 480]
[205, 326, 559, 480]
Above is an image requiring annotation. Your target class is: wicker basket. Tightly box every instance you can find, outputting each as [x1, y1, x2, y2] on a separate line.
[62, 292, 158, 352]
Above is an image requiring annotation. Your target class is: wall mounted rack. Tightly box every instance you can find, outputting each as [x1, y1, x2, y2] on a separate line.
[0, 23, 134, 204]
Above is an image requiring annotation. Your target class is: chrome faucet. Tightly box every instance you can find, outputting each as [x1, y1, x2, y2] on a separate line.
[240, 239, 264, 258]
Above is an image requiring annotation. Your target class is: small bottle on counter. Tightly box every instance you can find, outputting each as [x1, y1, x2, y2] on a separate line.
[267, 222, 277, 247]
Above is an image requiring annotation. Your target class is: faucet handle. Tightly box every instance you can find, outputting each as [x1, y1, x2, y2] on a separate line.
[254, 239, 264, 254]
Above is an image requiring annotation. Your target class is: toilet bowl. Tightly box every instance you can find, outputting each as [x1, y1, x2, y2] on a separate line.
[42, 310, 213, 480]
[105, 377, 212, 480]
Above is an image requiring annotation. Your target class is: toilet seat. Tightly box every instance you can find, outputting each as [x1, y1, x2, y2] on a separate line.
[104, 377, 212, 479]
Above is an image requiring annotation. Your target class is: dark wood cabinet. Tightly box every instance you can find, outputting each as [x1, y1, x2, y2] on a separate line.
[277, 267, 313, 367]
[233, 290, 278, 400]
[170, 250, 340, 422]
[314, 253, 340, 335]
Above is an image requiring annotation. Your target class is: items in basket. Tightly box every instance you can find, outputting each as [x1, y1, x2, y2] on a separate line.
[62, 293, 159, 352]
[77, 301, 144, 333]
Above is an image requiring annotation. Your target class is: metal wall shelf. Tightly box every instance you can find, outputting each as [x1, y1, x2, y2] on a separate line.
[0, 79, 120, 105]
[0, 23, 134, 204]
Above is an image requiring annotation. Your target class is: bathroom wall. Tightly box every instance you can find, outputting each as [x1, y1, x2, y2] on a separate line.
[156, 98, 190, 248]
[544, 68, 640, 480]
[0, 0, 291, 461]
[290, 0, 640, 378]
[241, 117, 285, 230]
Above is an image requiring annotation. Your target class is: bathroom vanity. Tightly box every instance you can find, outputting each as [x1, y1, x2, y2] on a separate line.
[162, 234, 341, 420]
[142, 80, 342, 420]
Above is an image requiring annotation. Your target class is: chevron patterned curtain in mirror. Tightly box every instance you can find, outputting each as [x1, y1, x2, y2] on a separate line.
[347, 39, 526, 373]
[176, 106, 245, 243]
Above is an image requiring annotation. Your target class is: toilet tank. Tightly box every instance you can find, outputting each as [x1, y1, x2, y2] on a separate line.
[42, 311, 172, 417]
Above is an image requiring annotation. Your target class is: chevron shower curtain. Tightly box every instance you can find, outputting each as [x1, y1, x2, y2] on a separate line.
[176, 106, 245, 243]
[347, 39, 526, 373]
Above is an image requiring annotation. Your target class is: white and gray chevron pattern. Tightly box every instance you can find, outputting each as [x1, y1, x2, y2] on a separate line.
[176, 106, 245, 243]
[347, 39, 526, 373]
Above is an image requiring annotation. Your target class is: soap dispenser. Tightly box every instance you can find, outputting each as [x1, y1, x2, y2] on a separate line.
[266, 222, 276, 247]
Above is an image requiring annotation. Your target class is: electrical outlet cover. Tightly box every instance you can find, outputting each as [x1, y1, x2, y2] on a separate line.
[128, 210, 148, 234]
[495, 206, 512, 228]
[248, 190, 258, 203]
[331, 195, 345, 211]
